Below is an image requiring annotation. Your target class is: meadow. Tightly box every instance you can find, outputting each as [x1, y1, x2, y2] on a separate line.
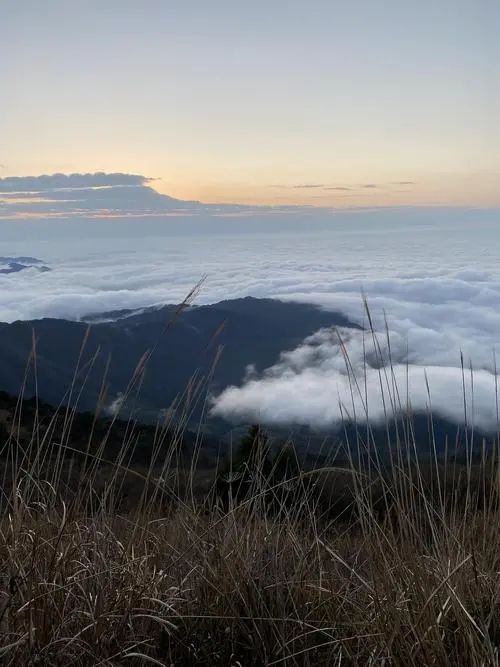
[1, 312, 500, 666]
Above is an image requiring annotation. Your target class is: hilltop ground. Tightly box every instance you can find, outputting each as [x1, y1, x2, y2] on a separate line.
[1, 384, 500, 664]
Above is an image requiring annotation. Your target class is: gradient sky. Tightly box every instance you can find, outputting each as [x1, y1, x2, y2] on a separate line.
[2, 0, 499, 207]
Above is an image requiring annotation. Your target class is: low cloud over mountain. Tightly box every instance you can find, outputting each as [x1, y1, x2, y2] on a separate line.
[211, 325, 499, 432]
[0, 256, 50, 275]
[210, 262, 500, 432]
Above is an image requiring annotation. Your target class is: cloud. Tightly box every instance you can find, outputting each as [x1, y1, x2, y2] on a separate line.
[0, 172, 151, 193]
[1, 209, 500, 432]
[0, 172, 425, 221]
[209, 260, 500, 431]
[211, 327, 499, 431]
[0, 172, 306, 220]
[0, 172, 202, 219]
[106, 392, 125, 416]
[292, 184, 326, 189]
[280, 181, 417, 192]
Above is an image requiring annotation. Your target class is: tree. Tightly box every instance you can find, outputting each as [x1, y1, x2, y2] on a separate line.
[232, 424, 271, 475]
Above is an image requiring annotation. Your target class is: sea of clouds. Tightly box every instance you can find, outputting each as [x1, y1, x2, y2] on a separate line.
[2, 212, 500, 430]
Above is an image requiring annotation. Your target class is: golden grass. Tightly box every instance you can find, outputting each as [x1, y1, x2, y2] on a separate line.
[1, 431, 500, 665]
[1, 297, 500, 665]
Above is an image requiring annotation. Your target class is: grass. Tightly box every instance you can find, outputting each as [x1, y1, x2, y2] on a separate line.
[1, 301, 500, 665]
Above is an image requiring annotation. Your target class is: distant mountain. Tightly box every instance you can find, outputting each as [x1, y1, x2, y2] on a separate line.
[0, 256, 51, 274]
[0, 297, 489, 454]
[0, 295, 492, 459]
[0, 297, 358, 425]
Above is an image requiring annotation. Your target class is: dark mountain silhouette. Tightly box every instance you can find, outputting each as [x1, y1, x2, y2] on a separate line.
[0, 297, 491, 454]
[0, 297, 358, 424]
[0, 389, 218, 463]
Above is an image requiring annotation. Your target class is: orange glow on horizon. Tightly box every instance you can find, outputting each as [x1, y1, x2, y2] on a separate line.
[153, 174, 500, 210]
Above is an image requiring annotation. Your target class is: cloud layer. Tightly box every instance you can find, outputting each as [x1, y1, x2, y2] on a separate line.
[211, 326, 500, 431]
[207, 229, 500, 431]
[2, 207, 500, 430]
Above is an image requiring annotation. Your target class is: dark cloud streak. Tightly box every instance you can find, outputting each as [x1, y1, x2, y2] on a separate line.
[0, 172, 151, 194]
[292, 184, 326, 189]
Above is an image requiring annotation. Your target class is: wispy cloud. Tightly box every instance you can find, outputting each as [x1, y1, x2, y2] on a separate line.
[273, 182, 416, 192]
[0, 172, 272, 219]
[0, 172, 151, 193]
[291, 184, 326, 189]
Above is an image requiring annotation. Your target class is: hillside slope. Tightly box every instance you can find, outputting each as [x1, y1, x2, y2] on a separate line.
[0, 297, 357, 421]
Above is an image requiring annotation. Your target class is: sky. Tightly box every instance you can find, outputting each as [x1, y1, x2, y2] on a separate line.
[1, 2, 500, 430]
[1, 0, 500, 208]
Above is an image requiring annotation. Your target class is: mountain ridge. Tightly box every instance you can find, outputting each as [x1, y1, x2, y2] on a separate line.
[0, 297, 358, 424]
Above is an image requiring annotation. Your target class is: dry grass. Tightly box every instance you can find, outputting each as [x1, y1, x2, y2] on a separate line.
[1, 417, 500, 665]
[1, 301, 500, 665]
